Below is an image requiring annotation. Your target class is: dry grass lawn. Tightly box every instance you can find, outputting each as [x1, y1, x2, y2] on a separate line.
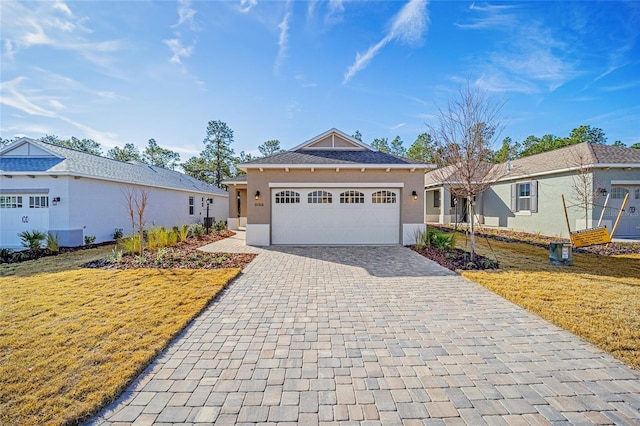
[457, 236, 640, 369]
[0, 246, 241, 426]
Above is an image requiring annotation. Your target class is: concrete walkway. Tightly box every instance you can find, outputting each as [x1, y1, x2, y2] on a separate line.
[90, 232, 640, 425]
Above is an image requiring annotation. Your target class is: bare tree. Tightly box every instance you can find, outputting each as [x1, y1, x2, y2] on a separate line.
[428, 82, 506, 259]
[568, 148, 603, 230]
[122, 186, 150, 256]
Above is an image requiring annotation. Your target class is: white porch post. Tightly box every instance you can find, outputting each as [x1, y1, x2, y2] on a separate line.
[439, 187, 450, 224]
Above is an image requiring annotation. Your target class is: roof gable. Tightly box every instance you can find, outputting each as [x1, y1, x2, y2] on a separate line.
[291, 128, 371, 151]
[0, 138, 61, 158]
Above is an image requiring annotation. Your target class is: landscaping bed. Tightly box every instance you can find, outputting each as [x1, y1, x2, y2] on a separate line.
[84, 230, 256, 270]
[411, 246, 499, 271]
[432, 224, 639, 256]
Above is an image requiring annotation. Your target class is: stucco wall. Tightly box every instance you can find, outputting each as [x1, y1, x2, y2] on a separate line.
[245, 168, 425, 226]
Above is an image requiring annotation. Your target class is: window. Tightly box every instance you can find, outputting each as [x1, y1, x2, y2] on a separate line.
[340, 190, 364, 204]
[189, 196, 194, 215]
[29, 196, 49, 208]
[0, 196, 22, 208]
[372, 190, 396, 204]
[450, 195, 457, 208]
[635, 189, 640, 200]
[308, 190, 332, 204]
[275, 190, 300, 204]
[433, 191, 441, 208]
[611, 187, 629, 199]
[518, 183, 531, 211]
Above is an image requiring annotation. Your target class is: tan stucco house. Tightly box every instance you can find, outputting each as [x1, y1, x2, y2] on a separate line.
[224, 128, 432, 246]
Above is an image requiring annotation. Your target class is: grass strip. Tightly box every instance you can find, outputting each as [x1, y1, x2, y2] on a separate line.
[0, 246, 240, 426]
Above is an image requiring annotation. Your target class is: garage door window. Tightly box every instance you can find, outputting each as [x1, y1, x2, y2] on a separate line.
[340, 191, 364, 204]
[275, 190, 300, 204]
[29, 196, 49, 208]
[611, 187, 629, 199]
[372, 190, 396, 204]
[0, 196, 22, 208]
[308, 190, 332, 204]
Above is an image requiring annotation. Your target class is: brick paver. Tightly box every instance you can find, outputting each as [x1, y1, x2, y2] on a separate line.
[89, 231, 640, 425]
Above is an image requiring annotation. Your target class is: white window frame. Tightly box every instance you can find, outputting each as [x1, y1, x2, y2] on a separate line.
[308, 190, 332, 204]
[340, 190, 364, 204]
[189, 196, 195, 215]
[372, 190, 397, 204]
[0, 195, 23, 208]
[275, 190, 300, 204]
[517, 182, 531, 212]
[29, 196, 49, 208]
[611, 187, 629, 200]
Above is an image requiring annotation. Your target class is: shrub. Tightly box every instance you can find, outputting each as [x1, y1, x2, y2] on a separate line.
[177, 225, 190, 242]
[0, 248, 14, 263]
[167, 230, 178, 247]
[118, 236, 141, 255]
[413, 228, 431, 249]
[113, 229, 124, 240]
[47, 232, 60, 252]
[213, 220, 227, 232]
[19, 230, 47, 251]
[147, 227, 169, 250]
[84, 235, 96, 245]
[189, 223, 205, 239]
[109, 248, 123, 263]
[431, 231, 455, 250]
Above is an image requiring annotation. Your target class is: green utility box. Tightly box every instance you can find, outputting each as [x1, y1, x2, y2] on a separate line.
[549, 242, 573, 266]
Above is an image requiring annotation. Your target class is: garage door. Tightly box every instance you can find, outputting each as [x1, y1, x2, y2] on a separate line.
[0, 194, 50, 249]
[271, 188, 400, 245]
[609, 185, 640, 238]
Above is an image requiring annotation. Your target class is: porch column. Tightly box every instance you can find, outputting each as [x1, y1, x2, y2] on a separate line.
[439, 187, 450, 224]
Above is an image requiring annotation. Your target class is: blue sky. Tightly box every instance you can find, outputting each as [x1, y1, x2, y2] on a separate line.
[1, 0, 639, 161]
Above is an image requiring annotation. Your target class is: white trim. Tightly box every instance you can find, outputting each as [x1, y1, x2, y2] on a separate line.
[515, 211, 532, 216]
[268, 182, 405, 188]
[403, 223, 426, 245]
[612, 180, 640, 185]
[246, 223, 270, 246]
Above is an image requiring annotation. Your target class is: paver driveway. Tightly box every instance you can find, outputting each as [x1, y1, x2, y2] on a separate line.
[91, 233, 640, 425]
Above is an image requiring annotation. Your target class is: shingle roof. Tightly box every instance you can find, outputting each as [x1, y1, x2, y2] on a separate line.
[0, 139, 227, 196]
[425, 143, 640, 186]
[242, 150, 425, 166]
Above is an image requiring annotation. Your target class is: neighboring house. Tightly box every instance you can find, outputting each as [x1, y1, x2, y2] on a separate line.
[0, 138, 228, 249]
[425, 142, 640, 238]
[223, 128, 432, 246]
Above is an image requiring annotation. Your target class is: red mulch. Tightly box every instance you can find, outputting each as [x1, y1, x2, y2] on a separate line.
[410, 246, 499, 271]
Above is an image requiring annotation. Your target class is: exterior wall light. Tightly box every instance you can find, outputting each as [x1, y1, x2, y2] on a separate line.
[52, 197, 61, 205]
[411, 190, 418, 200]
[255, 190, 260, 200]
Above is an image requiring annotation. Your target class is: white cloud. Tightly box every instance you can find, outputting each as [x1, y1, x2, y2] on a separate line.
[173, 0, 196, 28]
[456, 3, 518, 30]
[239, 0, 257, 14]
[274, 3, 292, 73]
[343, 0, 428, 83]
[325, 0, 345, 24]
[390, 123, 406, 130]
[0, 1, 122, 70]
[164, 38, 194, 65]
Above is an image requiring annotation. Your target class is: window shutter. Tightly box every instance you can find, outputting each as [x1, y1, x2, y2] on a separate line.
[510, 183, 517, 212]
[530, 180, 538, 213]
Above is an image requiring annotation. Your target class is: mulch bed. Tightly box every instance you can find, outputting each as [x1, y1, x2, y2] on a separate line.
[84, 230, 257, 270]
[410, 246, 499, 271]
[432, 225, 639, 256]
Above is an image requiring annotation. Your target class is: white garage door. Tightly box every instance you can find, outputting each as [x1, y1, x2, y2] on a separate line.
[271, 188, 400, 245]
[0, 194, 50, 249]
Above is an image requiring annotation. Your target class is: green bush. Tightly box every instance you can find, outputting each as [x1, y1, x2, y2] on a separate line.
[189, 223, 205, 239]
[118, 236, 141, 255]
[213, 220, 227, 232]
[177, 225, 190, 242]
[84, 235, 96, 245]
[113, 229, 124, 240]
[47, 232, 60, 252]
[19, 230, 47, 251]
[0, 248, 14, 263]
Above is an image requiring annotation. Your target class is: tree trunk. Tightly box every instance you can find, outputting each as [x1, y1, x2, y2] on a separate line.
[468, 197, 475, 261]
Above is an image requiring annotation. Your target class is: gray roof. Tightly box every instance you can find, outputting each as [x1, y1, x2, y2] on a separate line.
[425, 142, 640, 186]
[1, 139, 227, 196]
[243, 150, 425, 166]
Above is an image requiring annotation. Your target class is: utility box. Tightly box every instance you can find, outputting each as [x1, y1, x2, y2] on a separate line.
[549, 242, 573, 266]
